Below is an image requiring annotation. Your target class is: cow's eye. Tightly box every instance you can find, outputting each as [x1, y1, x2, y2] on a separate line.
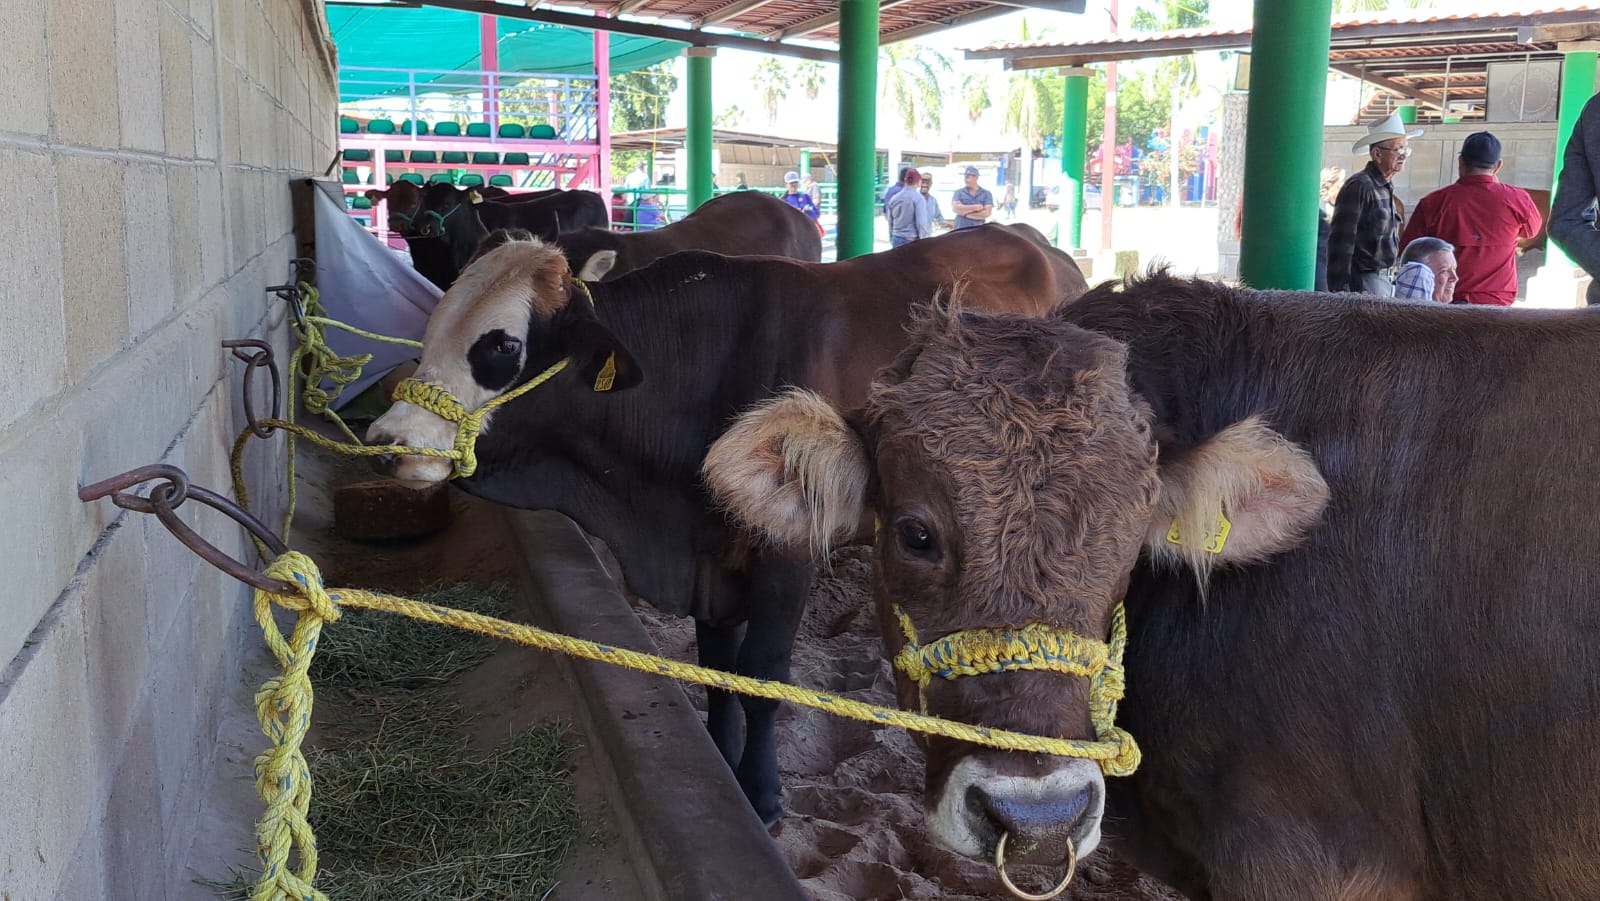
[495, 335, 523, 356]
[896, 517, 936, 555]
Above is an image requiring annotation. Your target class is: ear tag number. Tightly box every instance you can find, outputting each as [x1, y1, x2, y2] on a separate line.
[1166, 512, 1231, 555]
[593, 353, 617, 392]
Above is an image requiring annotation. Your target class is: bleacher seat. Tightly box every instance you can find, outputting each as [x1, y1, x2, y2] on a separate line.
[528, 124, 557, 139]
[399, 120, 428, 136]
[489, 174, 514, 187]
[398, 173, 425, 185]
[342, 149, 372, 162]
[341, 168, 361, 184]
[427, 173, 455, 184]
[366, 119, 396, 134]
[497, 123, 525, 139]
[352, 195, 373, 210]
[459, 174, 486, 188]
[472, 152, 500, 165]
[434, 122, 462, 137]
[441, 151, 469, 164]
[465, 122, 491, 138]
[502, 152, 531, 166]
[340, 117, 360, 134]
[385, 149, 406, 162]
[408, 150, 438, 163]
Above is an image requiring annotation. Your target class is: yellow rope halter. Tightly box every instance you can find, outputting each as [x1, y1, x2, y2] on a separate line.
[892, 604, 1140, 777]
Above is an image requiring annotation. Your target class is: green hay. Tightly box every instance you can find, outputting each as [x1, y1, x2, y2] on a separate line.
[311, 582, 512, 688]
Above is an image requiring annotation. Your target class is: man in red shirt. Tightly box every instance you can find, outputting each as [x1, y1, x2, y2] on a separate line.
[1400, 132, 1542, 306]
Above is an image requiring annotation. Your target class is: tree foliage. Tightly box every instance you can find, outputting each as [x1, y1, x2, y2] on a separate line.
[796, 60, 826, 101]
[754, 58, 789, 125]
[610, 63, 677, 133]
[879, 42, 953, 136]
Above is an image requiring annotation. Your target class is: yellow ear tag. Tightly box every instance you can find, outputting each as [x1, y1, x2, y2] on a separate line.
[469, 190, 484, 204]
[1166, 512, 1232, 555]
[593, 353, 617, 392]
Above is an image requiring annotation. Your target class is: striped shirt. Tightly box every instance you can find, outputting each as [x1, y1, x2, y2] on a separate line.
[1327, 162, 1401, 293]
[1393, 261, 1436, 301]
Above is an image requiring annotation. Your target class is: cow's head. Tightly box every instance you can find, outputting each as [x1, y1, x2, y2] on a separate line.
[366, 237, 641, 484]
[703, 305, 1328, 878]
[380, 180, 425, 234]
[413, 182, 481, 238]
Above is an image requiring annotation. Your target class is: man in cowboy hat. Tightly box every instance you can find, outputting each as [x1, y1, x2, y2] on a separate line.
[1327, 113, 1423, 296]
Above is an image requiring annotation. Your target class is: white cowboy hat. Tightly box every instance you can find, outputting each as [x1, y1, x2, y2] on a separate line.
[1352, 113, 1424, 152]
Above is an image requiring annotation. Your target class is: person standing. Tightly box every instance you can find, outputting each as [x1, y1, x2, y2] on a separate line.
[1328, 114, 1422, 296]
[920, 176, 948, 232]
[886, 167, 927, 247]
[1547, 93, 1600, 305]
[951, 165, 995, 229]
[1399, 132, 1540, 306]
[781, 170, 821, 222]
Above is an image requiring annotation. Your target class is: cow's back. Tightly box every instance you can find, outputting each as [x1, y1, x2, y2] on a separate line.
[1066, 281, 1600, 898]
[563, 191, 822, 280]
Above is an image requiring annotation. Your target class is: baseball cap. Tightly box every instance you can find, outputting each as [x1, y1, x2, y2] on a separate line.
[902, 167, 922, 184]
[1461, 131, 1501, 167]
[963, 165, 980, 177]
[784, 170, 800, 183]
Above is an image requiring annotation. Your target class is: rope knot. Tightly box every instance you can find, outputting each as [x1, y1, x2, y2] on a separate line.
[262, 551, 341, 623]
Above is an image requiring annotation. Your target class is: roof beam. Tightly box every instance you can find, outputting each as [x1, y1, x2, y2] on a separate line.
[611, 0, 655, 16]
[887, 5, 1063, 45]
[693, 0, 780, 28]
[416, 0, 840, 62]
[1329, 63, 1443, 110]
[774, 0, 918, 41]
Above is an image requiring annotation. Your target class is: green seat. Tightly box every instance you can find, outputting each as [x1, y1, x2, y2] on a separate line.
[465, 122, 491, 138]
[366, 119, 396, 134]
[352, 195, 373, 210]
[399, 119, 428, 136]
[441, 151, 468, 164]
[341, 168, 360, 184]
[398, 173, 425, 185]
[408, 150, 437, 164]
[528, 124, 557, 139]
[472, 151, 499, 165]
[384, 149, 406, 163]
[340, 116, 360, 134]
[342, 148, 371, 162]
[502, 152, 531, 166]
[433, 122, 462, 137]
[489, 174, 514, 187]
[497, 123, 525, 139]
[428, 172, 456, 184]
[459, 174, 485, 188]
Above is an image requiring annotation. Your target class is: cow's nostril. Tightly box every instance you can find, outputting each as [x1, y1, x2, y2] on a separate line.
[971, 783, 1095, 863]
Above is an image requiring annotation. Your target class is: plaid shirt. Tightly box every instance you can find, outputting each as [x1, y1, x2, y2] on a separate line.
[1393, 260, 1436, 301]
[1327, 162, 1401, 293]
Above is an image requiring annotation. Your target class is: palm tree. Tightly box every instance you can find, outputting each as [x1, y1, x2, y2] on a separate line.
[962, 73, 992, 125]
[753, 58, 789, 125]
[796, 60, 826, 101]
[715, 105, 745, 128]
[878, 42, 953, 136]
[1132, 0, 1211, 206]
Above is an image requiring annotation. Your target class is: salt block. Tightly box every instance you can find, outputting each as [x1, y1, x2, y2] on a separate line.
[334, 479, 452, 541]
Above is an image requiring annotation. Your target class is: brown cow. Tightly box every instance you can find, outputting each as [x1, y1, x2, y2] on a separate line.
[707, 271, 1600, 899]
[364, 225, 1070, 829]
[555, 190, 823, 281]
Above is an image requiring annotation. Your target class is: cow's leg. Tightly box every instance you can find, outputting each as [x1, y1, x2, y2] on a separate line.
[732, 557, 814, 828]
[695, 618, 746, 769]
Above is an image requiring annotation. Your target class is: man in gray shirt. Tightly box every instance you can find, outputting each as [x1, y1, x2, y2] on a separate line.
[951, 165, 994, 228]
[1549, 93, 1600, 305]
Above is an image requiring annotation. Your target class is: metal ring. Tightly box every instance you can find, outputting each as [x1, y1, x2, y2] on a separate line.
[223, 338, 282, 437]
[149, 482, 292, 593]
[994, 832, 1077, 901]
[78, 463, 190, 514]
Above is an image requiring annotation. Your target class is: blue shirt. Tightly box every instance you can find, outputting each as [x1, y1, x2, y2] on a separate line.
[783, 190, 821, 221]
[952, 186, 995, 228]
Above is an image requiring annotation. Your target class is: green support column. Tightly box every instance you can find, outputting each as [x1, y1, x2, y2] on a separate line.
[1238, 0, 1333, 290]
[1058, 68, 1090, 250]
[686, 47, 715, 211]
[799, 149, 811, 181]
[837, 0, 879, 259]
[1546, 49, 1598, 271]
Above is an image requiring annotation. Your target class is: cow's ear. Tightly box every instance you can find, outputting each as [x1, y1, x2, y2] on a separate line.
[1146, 417, 1328, 575]
[703, 389, 872, 557]
[577, 250, 618, 281]
[560, 318, 642, 393]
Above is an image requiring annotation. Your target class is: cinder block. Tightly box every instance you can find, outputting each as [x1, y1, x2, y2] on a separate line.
[49, 0, 120, 148]
[82, 522, 150, 778]
[57, 154, 129, 383]
[149, 600, 207, 830]
[123, 162, 176, 338]
[193, 34, 220, 162]
[196, 170, 226, 290]
[100, 700, 164, 901]
[0, 148, 67, 433]
[0, 0, 49, 136]
[220, 67, 241, 168]
[162, 10, 197, 159]
[0, 597, 93, 898]
[115, 0, 165, 152]
[168, 167, 203, 306]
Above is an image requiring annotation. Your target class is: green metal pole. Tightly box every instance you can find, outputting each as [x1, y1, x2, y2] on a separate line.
[686, 47, 715, 211]
[837, 0, 878, 259]
[1059, 68, 1090, 249]
[1238, 0, 1332, 290]
[1546, 50, 1597, 271]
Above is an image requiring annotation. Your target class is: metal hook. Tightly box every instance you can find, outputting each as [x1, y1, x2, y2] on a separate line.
[223, 338, 282, 438]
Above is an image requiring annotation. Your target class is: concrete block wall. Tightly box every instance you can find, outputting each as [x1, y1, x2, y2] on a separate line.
[0, 0, 336, 897]
[1322, 121, 1557, 209]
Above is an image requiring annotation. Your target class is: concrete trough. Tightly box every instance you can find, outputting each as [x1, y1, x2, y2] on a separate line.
[507, 509, 807, 901]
